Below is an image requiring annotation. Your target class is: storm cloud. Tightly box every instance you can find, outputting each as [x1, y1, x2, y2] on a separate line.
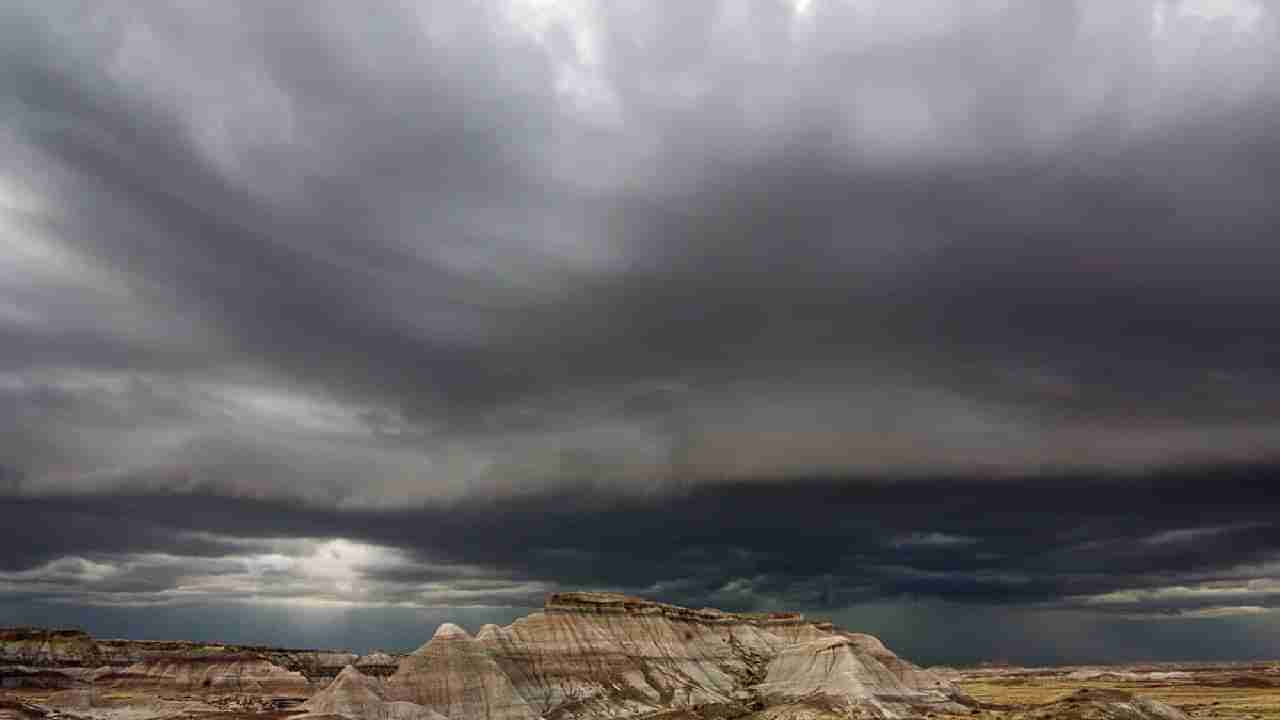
[3, 0, 1280, 663]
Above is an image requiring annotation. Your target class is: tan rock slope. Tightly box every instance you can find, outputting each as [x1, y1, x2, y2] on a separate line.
[381, 592, 971, 720]
[302, 665, 447, 720]
[389, 624, 537, 720]
[106, 652, 310, 693]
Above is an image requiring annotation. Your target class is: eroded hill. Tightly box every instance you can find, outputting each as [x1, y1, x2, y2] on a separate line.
[2, 593, 1219, 720]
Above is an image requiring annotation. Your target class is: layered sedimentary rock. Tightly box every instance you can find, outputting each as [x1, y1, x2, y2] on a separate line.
[387, 624, 537, 720]
[96, 641, 369, 682]
[355, 653, 402, 677]
[302, 666, 446, 720]
[0, 667, 83, 690]
[105, 653, 310, 694]
[384, 592, 969, 720]
[0, 628, 400, 684]
[753, 636, 959, 716]
[0, 630, 99, 668]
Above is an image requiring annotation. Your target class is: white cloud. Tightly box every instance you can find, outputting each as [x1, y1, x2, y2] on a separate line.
[1140, 523, 1262, 545]
[1, 536, 548, 610]
[1173, 0, 1264, 29]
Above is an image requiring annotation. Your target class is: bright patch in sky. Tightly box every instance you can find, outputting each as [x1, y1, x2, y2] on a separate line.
[1177, 0, 1263, 28]
[1154, 0, 1265, 34]
[505, 0, 619, 125]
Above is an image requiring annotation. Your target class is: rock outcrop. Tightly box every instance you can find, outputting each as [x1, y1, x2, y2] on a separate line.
[383, 592, 969, 720]
[0, 630, 99, 668]
[1010, 688, 1188, 720]
[0, 667, 84, 690]
[104, 652, 310, 694]
[355, 652, 402, 677]
[1, 594, 970, 720]
[95, 641, 370, 682]
[0, 627, 401, 684]
[387, 624, 537, 720]
[302, 666, 446, 720]
[753, 635, 958, 714]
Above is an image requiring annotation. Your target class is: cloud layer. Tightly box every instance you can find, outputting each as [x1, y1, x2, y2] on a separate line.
[2, 0, 1280, 660]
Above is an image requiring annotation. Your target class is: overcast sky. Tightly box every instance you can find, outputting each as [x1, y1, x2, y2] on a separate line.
[2, 0, 1280, 665]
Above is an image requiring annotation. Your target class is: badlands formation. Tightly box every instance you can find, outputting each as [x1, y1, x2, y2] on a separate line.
[0, 593, 1205, 720]
[377, 592, 969, 719]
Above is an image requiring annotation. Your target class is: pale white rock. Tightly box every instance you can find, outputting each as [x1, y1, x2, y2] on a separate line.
[753, 635, 967, 718]
[478, 600, 750, 715]
[429, 624, 471, 642]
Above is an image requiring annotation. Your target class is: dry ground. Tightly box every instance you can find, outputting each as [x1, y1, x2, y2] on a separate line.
[6, 662, 1280, 720]
[952, 662, 1280, 719]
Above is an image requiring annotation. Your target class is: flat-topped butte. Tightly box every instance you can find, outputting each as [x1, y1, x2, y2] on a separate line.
[544, 591, 811, 626]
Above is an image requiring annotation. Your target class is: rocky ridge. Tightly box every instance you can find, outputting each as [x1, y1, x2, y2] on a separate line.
[0, 628, 399, 683]
[302, 665, 446, 720]
[104, 653, 310, 693]
[379, 592, 970, 720]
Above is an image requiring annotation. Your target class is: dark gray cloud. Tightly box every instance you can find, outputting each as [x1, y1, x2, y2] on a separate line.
[3, 464, 1280, 612]
[2, 0, 1280, 661]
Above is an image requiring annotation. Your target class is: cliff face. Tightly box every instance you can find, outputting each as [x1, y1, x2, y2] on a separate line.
[382, 592, 969, 720]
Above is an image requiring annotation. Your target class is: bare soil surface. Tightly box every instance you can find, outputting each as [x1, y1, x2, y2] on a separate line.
[944, 661, 1280, 719]
[9, 661, 1280, 720]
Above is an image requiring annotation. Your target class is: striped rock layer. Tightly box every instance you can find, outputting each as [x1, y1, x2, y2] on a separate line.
[379, 593, 970, 720]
